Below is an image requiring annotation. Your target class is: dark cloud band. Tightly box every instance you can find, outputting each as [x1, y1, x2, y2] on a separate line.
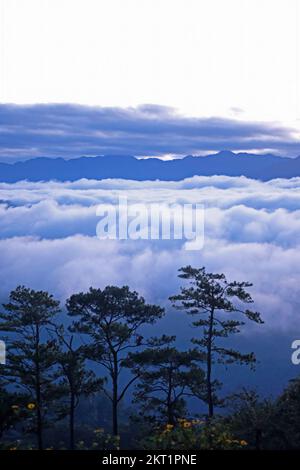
[0, 104, 299, 162]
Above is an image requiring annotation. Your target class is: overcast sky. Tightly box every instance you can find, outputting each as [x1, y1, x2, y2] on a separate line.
[0, 0, 300, 159]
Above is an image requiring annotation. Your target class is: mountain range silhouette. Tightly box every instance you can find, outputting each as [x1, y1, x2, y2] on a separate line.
[1, 151, 300, 182]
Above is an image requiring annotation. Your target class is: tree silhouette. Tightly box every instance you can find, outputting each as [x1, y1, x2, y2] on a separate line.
[66, 285, 164, 435]
[51, 324, 103, 449]
[170, 266, 263, 417]
[129, 336, 205, 425]
[0, 286, 60, 449]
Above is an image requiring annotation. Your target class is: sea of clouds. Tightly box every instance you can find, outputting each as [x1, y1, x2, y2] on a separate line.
[1, 175, 300, 335]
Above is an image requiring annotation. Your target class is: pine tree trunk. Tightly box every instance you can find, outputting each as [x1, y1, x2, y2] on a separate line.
[36, 404, 43, 450]
[35, 323, 43, 450]
[70, 393, 75, 450]
[207, 308, 214, 418]
[167, 368, 175, 425]
[167, 405, 175, 426]
[112, 353, 119, 436]
[112, 384, 118, 436]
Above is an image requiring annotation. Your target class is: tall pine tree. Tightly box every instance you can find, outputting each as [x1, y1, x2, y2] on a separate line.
[67, 285, 164, 435]
[0, 286, 60, 449]
[170, 266, 263, 417]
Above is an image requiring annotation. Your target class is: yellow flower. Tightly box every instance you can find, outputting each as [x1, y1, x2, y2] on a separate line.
[183, 421, 192, 428]
[166, 424, 174, 431]
[27, 403, 36, 410]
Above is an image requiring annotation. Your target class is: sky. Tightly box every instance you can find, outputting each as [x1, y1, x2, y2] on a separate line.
[0, 0, 300, 160]
[1, 1, 300, 393]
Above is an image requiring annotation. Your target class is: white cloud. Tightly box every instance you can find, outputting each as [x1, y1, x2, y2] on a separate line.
[1, 175, 300, 333]
[1, 0, 299, 126]
[0, 235, 299, 334]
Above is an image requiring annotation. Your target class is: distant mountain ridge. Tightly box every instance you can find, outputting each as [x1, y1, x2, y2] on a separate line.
[1, 151, 300, 182]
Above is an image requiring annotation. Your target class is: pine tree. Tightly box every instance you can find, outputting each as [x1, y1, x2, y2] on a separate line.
[129, 337, 205, 426]
[170, 266, 263, 417]
[66, 285, 164, 436]
[0, 286, 60, 449]
[52, 325, 103, 449]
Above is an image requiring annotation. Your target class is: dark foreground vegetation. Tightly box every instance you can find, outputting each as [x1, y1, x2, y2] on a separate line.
[0, 266, 299, 450]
